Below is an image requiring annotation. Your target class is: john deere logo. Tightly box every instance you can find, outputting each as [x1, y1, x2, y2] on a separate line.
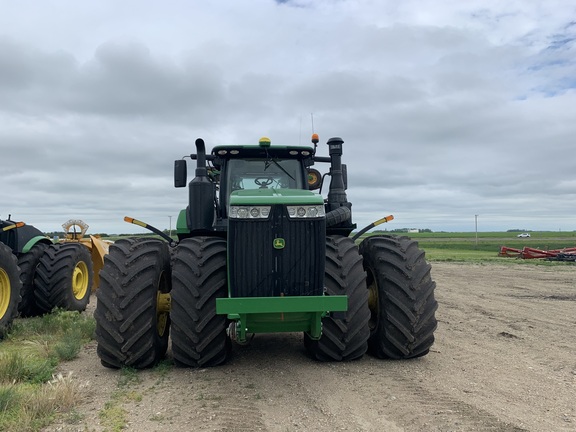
[273, 238, 285, 249]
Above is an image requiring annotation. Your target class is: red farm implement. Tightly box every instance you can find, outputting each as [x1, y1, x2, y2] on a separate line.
[499, 246, 576, 261]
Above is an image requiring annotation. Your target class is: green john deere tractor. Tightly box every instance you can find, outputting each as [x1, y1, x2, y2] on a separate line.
[95, 135, 438, 368]
[1, 219, 52, 332]
[0, 218, 93, 320]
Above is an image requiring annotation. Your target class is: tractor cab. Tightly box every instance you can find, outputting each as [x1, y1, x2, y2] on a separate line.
[174, 137, 325, 236]
[211, 138, 314, 220]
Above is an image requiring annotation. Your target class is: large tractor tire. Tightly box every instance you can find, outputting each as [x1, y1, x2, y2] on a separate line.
[171, 236, 230, 368]
[0, 242, 21, 339]
[304, 236, 370, 361]
[95, 238, 171, 369]
[359, 235, 438, 359]
[17, 243, 49, 317]
[34, 243, 93, 313]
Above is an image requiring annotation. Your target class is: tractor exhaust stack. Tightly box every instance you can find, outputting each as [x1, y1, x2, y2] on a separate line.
[325, 137, 352, 225]
[187, 138, 215, 233]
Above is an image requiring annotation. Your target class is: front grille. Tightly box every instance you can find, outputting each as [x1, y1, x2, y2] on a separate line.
[228, 205, 325, 297]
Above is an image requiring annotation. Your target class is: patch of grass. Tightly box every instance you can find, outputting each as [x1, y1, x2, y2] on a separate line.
[0, 385, 20, 413]
[360, 232, 576, 264]
[27, 373, 80, 419]
[0, 351, 57, 384]
[53, 328, 86, 361]
[195, 392, 222, 401]
[64, 409, 84, 425]
[126, 390, 143, 402]
[99, 400, 128, 432]
[0, 374, 83, 432]
[117, 367, 140, 388]
[8, 310, 95, 343]
[0, 310, 95, 431]
[368, 230, 576, 240]
[98, 366, 145, 432]
[149, 412, 165, 421]
[153, 359, 173, 384]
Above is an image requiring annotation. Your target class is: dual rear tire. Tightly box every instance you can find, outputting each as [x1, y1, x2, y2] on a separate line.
[305, 234, 438, 362]
[359, 235, 438, 359]
[96, 236, 229, 369]
[304, 236, 370, 361]
[34, 243, 93, 314]
[0, 242, 22, 338]
[95, 238, 171, 369]
[170, 237, 230, 368]
[17, 243, 49, 317]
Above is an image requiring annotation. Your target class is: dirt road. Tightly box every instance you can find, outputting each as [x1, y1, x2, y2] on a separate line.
[46, 262, 576, 432]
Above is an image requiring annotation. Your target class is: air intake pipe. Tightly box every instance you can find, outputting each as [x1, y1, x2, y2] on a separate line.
[325, 137, 352, 226]
[187, 138, 215, 232]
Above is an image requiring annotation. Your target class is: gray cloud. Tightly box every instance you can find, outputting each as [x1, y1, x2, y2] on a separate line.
[1, 0, 575, 234]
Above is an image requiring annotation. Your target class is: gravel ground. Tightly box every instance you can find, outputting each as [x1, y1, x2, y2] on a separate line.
[44, 262, 576, 432]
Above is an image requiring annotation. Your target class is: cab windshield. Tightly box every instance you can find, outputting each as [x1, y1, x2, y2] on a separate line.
[226, 158, 304, 192]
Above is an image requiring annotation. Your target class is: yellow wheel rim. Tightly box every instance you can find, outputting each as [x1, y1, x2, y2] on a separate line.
[72, 261, 89, 300]
[156, 272, 171, 337]
[366, 269, 379, 332]
[0, 268, 11, 318]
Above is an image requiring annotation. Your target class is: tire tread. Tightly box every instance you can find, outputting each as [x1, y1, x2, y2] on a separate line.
[359, 235, 438, 359]
[34, 243, 93, 313]
[95, 238, 170, 369]
[304, 236, 370, 362]
[170, 237, 229, 368]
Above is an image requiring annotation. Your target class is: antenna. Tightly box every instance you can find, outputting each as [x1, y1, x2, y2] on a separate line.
[299, 114, 302, 145]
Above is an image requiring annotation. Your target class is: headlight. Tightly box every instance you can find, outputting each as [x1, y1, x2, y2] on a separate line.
[229, 205, 271, 219]
[286, 205, 325, 219]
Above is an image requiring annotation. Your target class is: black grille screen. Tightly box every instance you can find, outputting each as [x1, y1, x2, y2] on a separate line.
[229, 205, 325, 297]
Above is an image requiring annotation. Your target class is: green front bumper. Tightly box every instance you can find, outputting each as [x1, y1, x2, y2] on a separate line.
[216, 295, 348, 342]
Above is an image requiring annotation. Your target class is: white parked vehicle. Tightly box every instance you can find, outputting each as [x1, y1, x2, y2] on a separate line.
[517, 233, 531, 238]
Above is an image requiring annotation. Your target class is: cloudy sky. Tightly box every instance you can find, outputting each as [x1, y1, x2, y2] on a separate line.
[1, 0, 575, 234]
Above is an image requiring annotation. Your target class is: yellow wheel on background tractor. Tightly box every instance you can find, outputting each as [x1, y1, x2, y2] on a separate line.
[72, 260, 90, 301]
[34, 243, 93, 313]
[0, 242, 21, 338]
[0, 268, 12, 320]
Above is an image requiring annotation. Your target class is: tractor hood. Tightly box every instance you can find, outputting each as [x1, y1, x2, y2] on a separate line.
[0, 220, 51, 254]
[229, 188, 324, 206]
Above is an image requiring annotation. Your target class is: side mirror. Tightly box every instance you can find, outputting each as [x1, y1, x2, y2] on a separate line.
[174, 160, 187, 188]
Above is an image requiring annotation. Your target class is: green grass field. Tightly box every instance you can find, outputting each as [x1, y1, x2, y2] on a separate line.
[369, 231, 576, 263]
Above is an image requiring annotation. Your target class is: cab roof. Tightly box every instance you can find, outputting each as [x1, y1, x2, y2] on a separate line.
[211, 145, 316, 160]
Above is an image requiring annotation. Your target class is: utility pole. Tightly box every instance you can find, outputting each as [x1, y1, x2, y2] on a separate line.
[475, 214, 478, 246]
[168, 215, 172, 239]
